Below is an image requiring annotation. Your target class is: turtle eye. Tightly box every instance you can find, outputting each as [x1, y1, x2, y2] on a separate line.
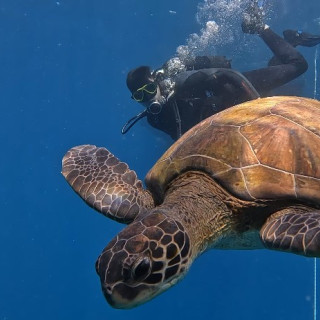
[131, 257, 151, 281]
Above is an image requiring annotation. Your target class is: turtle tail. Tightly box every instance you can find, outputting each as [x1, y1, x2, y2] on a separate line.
[62, 145, 154, 224]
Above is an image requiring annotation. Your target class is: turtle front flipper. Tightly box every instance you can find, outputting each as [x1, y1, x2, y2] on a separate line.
[260, 206, 320, 257]
[62, 145, 154, 223]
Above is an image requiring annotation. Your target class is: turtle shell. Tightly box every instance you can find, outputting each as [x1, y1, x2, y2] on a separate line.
[145, 96, 320, 204]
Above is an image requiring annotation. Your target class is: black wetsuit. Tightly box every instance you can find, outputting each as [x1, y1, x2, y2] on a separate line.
[147, 28, 308, 140]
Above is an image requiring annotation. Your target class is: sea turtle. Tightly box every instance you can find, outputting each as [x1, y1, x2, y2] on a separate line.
[62, 96, 320, 309]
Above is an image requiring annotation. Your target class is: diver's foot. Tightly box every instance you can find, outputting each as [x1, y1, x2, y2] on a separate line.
[283, 30, 320, 47]
[241, 2, 266, 34]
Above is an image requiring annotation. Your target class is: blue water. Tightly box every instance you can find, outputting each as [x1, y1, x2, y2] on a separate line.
[2, 0, 320, 319]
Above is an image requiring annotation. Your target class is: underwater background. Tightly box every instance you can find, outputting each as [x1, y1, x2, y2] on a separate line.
[2, 0, 320, 319]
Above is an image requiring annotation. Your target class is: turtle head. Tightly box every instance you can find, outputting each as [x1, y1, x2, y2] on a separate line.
[95, 211, 192, 308]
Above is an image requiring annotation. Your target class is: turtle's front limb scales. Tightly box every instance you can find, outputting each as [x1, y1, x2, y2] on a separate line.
[62, 145, 154, 224]
[260, 205, 320, 257]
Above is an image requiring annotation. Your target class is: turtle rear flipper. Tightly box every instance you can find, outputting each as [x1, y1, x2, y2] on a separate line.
[62, 145, 154, 223]
[260, 206, 320, 257]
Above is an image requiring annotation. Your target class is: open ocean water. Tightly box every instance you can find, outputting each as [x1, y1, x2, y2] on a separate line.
[2, 0, 320, 319]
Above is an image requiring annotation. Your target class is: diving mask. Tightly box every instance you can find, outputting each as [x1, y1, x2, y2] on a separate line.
[131, 83, 158, 102]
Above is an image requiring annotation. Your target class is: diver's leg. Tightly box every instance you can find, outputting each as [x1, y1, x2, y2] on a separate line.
[267, 29, 320, 66]
[242, 27, 308, 95]
[259, 27, 308, 70]
[241, 1, 308, 95]
[261, 27, 309, 70]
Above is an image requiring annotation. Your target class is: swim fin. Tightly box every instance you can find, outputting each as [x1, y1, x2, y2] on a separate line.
[283, 29, 320, 47]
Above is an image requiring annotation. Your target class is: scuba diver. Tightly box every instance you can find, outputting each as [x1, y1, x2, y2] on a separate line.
[122, 1, 320, 140]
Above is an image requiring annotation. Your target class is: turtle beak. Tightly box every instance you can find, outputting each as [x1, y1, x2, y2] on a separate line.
[101, 283, 153, 309]
[101, 285, 115, 306]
